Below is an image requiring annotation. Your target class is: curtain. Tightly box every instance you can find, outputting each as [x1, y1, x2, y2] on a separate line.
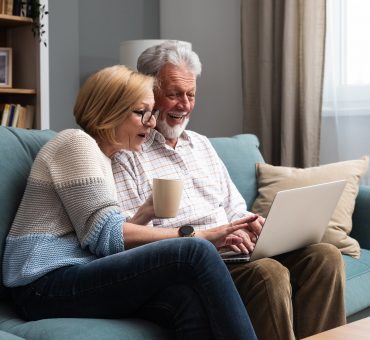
[240, 0, 326, 167]
[320, 0, 370, 184]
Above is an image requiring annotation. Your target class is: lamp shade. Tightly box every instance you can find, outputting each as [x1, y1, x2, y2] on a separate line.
[120, 40, 167, 70]
[119, 39, 192, 71]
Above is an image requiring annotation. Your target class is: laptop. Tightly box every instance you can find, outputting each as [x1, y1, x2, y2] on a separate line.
[221, 180, 347, 263]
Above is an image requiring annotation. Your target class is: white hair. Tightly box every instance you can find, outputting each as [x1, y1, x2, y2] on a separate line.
[137, 40, 202, 78]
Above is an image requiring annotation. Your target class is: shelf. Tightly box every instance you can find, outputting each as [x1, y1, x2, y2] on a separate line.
[0, 0, 48, 130]
[0, 14, 33, 27]
[0, 88, 36, 94]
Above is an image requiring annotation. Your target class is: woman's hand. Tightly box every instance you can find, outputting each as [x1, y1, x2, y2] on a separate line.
[129, 195, 155, 225]
[196, 215, 259, 249]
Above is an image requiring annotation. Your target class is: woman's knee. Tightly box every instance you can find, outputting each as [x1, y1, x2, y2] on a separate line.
[175, 237, 219, 260]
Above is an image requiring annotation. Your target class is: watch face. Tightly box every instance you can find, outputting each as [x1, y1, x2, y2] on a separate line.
[180, 225, 194, 236]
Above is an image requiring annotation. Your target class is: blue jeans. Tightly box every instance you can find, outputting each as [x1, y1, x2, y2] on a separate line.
[12, 238, 257, 340]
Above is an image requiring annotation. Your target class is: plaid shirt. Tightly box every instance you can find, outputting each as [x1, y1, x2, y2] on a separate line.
[112, 129, 250, 230]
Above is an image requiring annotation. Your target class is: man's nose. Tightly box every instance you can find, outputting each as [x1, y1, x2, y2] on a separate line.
[176, 95, 191, 111]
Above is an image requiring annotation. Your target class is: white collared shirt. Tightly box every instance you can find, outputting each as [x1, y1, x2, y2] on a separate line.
[112, 129, 249, 229]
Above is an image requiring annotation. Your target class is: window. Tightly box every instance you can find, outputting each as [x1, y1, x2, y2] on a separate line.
[322, 0, 370, 116]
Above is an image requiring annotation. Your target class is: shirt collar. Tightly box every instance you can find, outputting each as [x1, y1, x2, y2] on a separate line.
[142, 129, 193, 151]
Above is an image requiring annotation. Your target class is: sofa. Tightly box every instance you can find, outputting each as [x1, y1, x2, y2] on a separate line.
[0, 126, 370, 339]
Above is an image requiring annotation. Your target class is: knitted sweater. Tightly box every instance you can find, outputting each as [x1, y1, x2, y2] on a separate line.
[3, 129, 125, 287]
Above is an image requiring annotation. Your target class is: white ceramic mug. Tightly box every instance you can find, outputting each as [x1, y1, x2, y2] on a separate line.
[152, 178, 184, 218]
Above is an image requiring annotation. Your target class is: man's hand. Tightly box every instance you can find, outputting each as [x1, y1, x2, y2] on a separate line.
[228, 215, 265, 254]
[197, 215, 259, 249]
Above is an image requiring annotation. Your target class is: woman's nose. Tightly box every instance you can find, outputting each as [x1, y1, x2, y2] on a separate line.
[146, 115, 157, 128]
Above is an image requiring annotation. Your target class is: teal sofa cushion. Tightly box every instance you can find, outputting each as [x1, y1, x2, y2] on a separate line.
[344, 249, 370, 317]
[209, 134, 264, 208]
[0, 330, 25, 339]
[0, 304, 169, 340]
[0, 127, 57, 297]
[352, 186, 370, 249]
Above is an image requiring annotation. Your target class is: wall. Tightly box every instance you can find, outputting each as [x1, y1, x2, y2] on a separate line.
[48, 0, 241, 137]
[48, 0, 80, 130]
[48, 0, 159, 131]
[78, 0, 159, 84]
[160, 0, 243, 137]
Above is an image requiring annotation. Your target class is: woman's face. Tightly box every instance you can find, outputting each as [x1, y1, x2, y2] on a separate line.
[115, 88, 156, 152]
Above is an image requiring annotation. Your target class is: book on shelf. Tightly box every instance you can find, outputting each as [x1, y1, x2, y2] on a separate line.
[15, 105, 26, 128]
[3, 0, 13, 15]
[1, 103, 11, 126]
[0, 103, 34, 129]
[16, 104, 33, 128]
[17, 104, 34, 129]
[11, 103, 22, 127]
[7, 104, 16, 126]
[25, 105, 35, 129]
[12, 0, 22, 16]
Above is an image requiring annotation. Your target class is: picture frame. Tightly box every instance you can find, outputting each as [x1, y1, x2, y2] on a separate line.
[0, 48, 12, 88]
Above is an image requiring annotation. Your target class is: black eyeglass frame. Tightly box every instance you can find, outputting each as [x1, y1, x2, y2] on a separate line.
[132, 109, 159, 125]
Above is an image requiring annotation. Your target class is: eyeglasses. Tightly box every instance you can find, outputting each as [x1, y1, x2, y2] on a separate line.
[132, 109, 159, 125]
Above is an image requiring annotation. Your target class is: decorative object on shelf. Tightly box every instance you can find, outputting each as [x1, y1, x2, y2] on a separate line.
[27, 0, 49, 47]
[0, 47, 12, 88]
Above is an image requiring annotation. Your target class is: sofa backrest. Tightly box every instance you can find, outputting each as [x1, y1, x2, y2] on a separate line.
[209, 134, 264, 209]
[0, 127, 56, 296]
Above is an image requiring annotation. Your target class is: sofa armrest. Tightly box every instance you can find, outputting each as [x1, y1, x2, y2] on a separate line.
[351, 185, 370, 250]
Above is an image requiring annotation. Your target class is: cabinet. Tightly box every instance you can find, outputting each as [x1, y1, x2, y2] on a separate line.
[0, 1, 49, 129]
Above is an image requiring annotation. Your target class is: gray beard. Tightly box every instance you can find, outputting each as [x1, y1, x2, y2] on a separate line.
[156, 117, 189, 139]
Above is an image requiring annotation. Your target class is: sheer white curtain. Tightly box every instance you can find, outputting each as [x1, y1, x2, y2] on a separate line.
[320, 0, 370, 184]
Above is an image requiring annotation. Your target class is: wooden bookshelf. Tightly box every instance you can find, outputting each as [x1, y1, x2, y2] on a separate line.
[0, 14, 33, 26]
[0, 1, 49, 129]
[0, 88, 36, 94]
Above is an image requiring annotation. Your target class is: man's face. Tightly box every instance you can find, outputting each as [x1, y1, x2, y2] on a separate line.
[154, 63, 196, 140]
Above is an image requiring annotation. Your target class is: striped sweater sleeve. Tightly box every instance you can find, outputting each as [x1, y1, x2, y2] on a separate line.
[45, 130, 125, 256]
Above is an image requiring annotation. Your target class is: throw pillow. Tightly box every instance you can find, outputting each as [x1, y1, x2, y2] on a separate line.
[252, 156, 369, 258]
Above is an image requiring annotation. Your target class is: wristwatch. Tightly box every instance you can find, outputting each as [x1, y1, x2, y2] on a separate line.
[178, 225, 195, 237]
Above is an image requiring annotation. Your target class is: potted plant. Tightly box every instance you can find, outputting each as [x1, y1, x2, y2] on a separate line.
[22, 0, 49, 46]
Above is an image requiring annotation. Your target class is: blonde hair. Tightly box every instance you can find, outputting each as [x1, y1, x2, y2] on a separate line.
[74, 65, 154, 144]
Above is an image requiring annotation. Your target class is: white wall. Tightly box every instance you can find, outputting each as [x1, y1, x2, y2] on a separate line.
[160, 0, 243, 137]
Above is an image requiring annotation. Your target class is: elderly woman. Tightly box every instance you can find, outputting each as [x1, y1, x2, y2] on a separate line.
[3, 65, 257, 340]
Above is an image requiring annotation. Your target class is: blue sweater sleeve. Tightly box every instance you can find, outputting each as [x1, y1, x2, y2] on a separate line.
[86, 210, 126, 256]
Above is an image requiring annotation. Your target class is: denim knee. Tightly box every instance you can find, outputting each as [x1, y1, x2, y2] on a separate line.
[175, 237, 220, 261]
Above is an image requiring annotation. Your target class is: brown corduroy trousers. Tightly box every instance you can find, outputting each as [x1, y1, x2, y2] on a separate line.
[228, 243, 346, 340]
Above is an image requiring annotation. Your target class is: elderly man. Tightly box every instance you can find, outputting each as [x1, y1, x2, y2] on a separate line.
[112, 40, 346, 340]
